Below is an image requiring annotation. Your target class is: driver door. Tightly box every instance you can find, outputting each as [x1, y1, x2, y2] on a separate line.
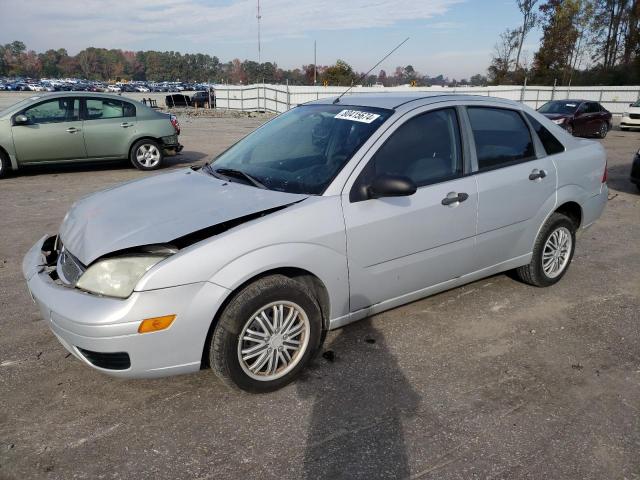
[12, 97, 86, 163]
[341, 107, 478, 312]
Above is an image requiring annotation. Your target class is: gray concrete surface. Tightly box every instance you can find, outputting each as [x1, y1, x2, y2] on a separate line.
[0, 111, 639, 480]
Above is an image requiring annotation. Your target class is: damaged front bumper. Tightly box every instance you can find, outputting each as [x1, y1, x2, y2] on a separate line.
[23, 235, 229, 378]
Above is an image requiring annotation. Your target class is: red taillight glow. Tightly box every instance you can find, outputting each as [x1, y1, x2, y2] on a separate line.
[602, 159, 608, 183]
[170, 115, 180, 134]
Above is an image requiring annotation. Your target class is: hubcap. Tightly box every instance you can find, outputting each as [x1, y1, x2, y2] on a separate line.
[542, 226, 572, 279]
[136, 144, 160, 168]
[601, 123, 607, 136]
[237, 301, 310, 381]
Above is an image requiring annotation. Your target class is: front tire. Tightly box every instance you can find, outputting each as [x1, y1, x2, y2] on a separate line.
[0, 150, 10, 179]
[210, 275, 323, 393]
[515, 213, 576, 287]
[130, 139, 164, 171]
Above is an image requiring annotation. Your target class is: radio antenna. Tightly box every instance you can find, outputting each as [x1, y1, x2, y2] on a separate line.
[333, 37, 409, 104]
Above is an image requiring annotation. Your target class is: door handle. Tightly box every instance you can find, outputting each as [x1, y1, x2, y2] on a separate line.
[441, 192, 469, 206]
[66, 127, 81, 133]
[120, 122, 133, 128]
[529, 169, 547, 181]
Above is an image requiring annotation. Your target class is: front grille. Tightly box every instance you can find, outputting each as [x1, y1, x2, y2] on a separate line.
[630, 113, 640, 119]
[76, 348, 131, 370]
[57, 248, 85, 286]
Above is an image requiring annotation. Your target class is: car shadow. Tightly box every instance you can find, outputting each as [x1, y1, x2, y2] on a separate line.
[11, 151, 209, 177]
[607, 162, 637, 194]
[296, 318, 421, 480]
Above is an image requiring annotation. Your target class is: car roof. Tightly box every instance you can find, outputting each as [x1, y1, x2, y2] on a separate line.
[307, 92, 522, 110]
[22, 91, 136, 102]
[547, 99, 592, 104]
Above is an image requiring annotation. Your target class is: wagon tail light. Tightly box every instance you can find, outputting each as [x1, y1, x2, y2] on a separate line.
[170, 114, 180, 134]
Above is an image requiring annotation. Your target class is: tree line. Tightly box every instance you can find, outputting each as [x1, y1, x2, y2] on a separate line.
[490, 0, 639, 85]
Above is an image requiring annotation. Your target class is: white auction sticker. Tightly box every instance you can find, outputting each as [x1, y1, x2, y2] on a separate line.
[334, 110, 380, 124]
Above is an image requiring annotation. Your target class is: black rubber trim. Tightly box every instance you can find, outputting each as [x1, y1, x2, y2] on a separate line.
[77, 348, 131, 370]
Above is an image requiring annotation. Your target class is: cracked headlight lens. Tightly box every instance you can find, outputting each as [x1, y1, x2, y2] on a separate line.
[76, 256, 166, 298]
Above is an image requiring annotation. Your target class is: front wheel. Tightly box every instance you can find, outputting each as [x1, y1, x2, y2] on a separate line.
[0, 150, 11, 179]
[210, 275, 323, 393]
[130, 139, 164, 170]
[515, 212, 576, 287]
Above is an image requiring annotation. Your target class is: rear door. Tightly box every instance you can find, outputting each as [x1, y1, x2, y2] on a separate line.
[466, 106, 557, 271]
[11, 97, 86, 163]
[81, 97, 137, 159]
[342, 107, 478, 312]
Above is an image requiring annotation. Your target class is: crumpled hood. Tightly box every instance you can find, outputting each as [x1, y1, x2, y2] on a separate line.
[59, 169, 307, 265]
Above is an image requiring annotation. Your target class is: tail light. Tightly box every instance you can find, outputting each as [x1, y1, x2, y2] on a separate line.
[170, 114, 180, 135]
[602, 159, 607, 183]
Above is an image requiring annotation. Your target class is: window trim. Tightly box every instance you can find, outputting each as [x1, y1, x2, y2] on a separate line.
[349, 106, 467, 202]
[522, 112, 566, 157]
[80, 97, 137, 121]
[463, 105, 539, 174]
[14, 97, 80, 125]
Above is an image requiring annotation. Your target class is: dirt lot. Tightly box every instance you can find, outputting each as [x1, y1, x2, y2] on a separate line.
[0, 108, 639, 479]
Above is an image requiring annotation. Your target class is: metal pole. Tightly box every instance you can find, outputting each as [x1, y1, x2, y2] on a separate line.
[257, 0, 262, 64]
[286, 79, 290, 111]
[552, 78, 557, 100]
[313, 41, 317, 86]
[240, 87, 244, 112]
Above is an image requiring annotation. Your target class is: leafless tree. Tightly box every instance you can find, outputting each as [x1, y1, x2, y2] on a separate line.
[515, 0, 539, 70]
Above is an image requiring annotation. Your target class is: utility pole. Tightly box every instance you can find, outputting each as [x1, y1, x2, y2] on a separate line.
[313, 40, 317, 85]
[256, 0, 262, 64]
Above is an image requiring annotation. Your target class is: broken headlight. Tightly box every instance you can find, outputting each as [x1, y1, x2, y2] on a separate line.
[76, 255, 167, 299]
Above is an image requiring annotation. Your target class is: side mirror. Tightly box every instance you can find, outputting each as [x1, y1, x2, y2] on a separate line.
[368, 174, 417, 199]
[14, 114, 29, 125]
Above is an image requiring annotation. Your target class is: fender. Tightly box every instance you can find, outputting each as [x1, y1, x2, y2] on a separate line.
[208, 242, 350, 322]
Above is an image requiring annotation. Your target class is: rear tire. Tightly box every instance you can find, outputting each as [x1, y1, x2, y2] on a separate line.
[0, 150, 11, 179]
[209, 275, 323, 393]
[130, 139, 164, 171]
[598, 121, 608, 138]
[515, 213, 576, 287]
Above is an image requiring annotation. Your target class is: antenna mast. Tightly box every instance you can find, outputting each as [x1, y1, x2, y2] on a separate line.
[256, 0, 262, 64]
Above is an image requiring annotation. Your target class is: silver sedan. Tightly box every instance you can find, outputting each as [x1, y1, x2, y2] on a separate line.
[24, 94, 608, 392]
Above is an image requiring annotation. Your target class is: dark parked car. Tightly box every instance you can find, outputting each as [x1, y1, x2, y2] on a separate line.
[631, 148, 640, 192]
[191, 90, 215, 108]
[538, 100, 612, 138]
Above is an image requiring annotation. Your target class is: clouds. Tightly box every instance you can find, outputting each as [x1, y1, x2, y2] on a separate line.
[0, 0, 462, 51]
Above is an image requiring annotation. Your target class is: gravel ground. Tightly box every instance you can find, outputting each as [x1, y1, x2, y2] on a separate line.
[0, 108, 639, 480]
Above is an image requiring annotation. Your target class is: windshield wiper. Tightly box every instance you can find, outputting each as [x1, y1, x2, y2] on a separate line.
[215, 168, 267, 189]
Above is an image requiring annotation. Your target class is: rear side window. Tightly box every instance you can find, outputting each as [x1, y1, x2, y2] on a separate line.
[85, 99, 136, 120]
[467, 107, 535, 171]
[525, 113, 565, 155]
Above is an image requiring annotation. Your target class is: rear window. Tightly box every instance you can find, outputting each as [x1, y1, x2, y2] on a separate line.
[525, 114, 565, 155]
[467, 107, 536, 171]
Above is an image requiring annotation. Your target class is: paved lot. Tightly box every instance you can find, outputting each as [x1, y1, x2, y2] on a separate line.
[0, 109, 639, 480]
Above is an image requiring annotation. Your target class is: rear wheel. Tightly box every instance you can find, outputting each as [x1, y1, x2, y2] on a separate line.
[597, 121, 608, 138]
[209, 275, 323, 393]
[130, 139, 163, 171]
[515, 212, 576, 287]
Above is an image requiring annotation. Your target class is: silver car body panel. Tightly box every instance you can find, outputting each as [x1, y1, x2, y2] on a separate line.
[23, 93, 608, 378]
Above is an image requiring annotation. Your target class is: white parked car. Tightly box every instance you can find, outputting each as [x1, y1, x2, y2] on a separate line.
[136, 86, 150, 93]
[27, 84, 44, 92]
[24, 94, 608, 392]
[106, 85, 121, 93]
[621, 100, 640, 130]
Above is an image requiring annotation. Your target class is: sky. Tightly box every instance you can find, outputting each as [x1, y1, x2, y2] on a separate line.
[0, 0, 543, 80]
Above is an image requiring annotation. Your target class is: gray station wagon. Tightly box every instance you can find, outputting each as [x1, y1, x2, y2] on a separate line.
[0, 92, 181, 177]
[23, 93, 608, 392]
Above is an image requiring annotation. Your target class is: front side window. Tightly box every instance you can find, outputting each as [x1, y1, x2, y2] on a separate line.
[361, 108, 462, 188]
[525, 113, 565, 156]
[210, 104, 391, 195]
[468, 107, 535, 171]
[22, 98, 79, 124]
[85, 99, 135, 120]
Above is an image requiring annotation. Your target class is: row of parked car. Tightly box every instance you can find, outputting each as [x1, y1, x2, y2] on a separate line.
[0, 78, 213, 93]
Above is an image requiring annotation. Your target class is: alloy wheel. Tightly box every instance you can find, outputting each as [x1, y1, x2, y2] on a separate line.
[136, 144, 161, 168]
[237, 301, 310, 381]
[542, 226, 572, 279]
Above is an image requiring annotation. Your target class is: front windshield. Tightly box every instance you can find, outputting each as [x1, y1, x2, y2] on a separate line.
[538, 101, 580, 114]
[210, 104, 392, 194]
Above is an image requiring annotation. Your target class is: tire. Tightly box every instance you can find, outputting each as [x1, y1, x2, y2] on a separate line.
[130, 139, 164, 171]
[598, 121, 608, 138]
[210, 274, 323, 393]
[515, 212, 576, 287]
[0, 150, 11, 179]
